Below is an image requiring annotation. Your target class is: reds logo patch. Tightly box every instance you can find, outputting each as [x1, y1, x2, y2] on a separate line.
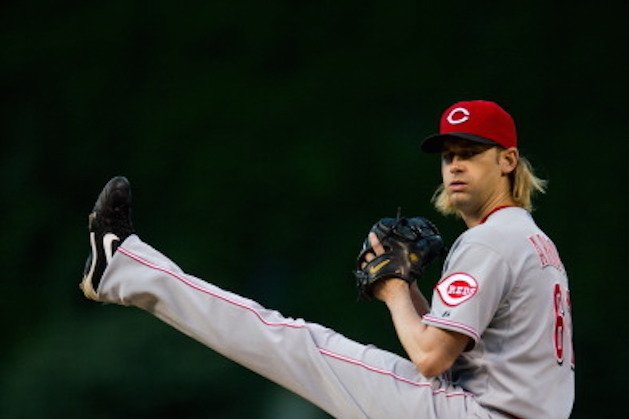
[446, 107, 470, 125]
[436, 273, 478, 306]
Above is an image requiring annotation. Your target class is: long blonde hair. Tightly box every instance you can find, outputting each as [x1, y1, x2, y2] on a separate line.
[432, 154, 547, 216]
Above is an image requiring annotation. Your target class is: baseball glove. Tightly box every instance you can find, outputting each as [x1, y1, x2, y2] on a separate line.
[354, 216, 445, 300]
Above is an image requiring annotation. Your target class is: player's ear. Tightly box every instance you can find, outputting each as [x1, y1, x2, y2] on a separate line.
[499, 147, 519, 175]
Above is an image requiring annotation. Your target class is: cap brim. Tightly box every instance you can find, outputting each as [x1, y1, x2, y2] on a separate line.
[420, 133, 498, 153]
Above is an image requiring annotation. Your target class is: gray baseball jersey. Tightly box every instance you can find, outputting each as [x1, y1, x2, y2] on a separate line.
[423, 207, 575, 418]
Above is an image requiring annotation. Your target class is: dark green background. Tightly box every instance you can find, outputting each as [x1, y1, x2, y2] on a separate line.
[1, 2, 624, 418]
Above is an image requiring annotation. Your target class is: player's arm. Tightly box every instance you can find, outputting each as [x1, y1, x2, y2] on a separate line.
[366, 232, 468, 377]
[374, 279, 469, 378]
[409, 281, 430, 316]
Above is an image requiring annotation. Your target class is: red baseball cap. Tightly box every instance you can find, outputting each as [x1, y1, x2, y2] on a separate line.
[421, 100, 517, 153]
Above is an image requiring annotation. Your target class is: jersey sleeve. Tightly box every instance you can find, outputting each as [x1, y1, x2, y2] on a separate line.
[422, 240, 513, 347]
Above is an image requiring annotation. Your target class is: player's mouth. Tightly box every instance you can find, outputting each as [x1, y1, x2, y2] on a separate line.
[448, 181, 467, 192]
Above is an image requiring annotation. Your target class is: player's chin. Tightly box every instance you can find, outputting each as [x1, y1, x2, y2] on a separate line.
[447, 191, 468, 204]
[448, 193, 474, 212]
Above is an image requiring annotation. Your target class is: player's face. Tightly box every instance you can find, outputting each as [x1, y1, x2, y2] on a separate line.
[440, 139, 512, 220]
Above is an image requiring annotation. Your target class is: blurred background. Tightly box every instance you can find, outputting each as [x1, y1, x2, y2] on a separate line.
[1, 1, 625, 418]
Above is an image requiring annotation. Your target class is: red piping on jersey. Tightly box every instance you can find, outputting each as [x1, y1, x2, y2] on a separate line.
[422, 315, 480, 342]
[479, 205, 514, 224]
[117, 245, 474, 399]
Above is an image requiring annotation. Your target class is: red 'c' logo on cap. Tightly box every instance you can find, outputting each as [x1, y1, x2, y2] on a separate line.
[436, 273, 478, 306]
[446, 107, 470, 125]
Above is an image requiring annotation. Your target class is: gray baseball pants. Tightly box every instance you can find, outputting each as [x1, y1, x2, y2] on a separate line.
[95, 235, 499, 419]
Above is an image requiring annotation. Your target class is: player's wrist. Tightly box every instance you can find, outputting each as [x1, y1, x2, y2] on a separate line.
[373, 278, 410, 303]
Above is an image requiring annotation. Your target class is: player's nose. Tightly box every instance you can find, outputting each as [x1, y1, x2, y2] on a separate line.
[448, 158, 465, 173]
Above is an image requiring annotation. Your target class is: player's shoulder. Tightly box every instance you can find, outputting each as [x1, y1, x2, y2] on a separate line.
[480, 207, 535, 232]
[462, 207, 537, 247]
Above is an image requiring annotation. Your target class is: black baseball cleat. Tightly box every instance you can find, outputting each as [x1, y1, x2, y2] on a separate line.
[80, 176, 135, 300]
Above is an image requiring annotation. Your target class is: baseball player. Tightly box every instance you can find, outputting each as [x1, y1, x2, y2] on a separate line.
[80, 99, 574, 418]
